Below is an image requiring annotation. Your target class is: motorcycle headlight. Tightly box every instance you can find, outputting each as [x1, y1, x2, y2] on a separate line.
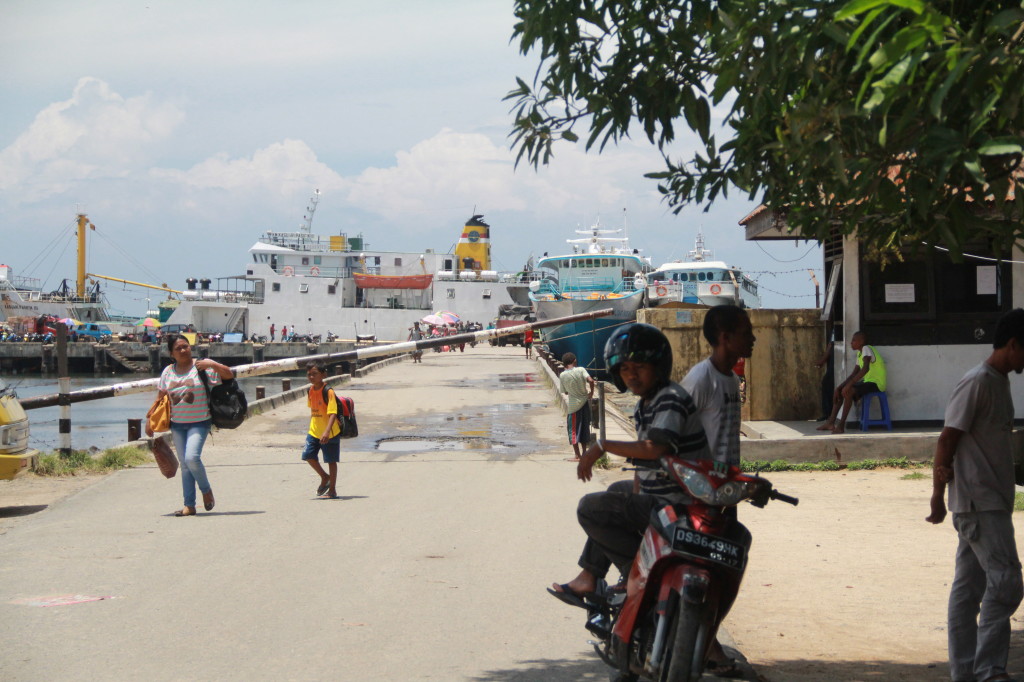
[672, 462, 714, 501]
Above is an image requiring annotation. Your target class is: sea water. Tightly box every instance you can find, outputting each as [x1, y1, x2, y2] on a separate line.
[3, 374, 299, 452]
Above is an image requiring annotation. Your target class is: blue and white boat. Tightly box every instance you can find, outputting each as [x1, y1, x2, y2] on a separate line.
[646, 231, 761, 309]
[529, 222, 652, 376]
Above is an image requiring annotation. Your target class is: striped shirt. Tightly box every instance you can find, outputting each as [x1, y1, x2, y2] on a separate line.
[632, 381, 710, 502]
[159, 362, 221, 424]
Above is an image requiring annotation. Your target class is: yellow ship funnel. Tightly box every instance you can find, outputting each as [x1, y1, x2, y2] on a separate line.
[454, 214, 491, 272]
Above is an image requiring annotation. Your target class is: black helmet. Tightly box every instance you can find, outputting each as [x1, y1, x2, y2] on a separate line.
[604, 323, 673, 393]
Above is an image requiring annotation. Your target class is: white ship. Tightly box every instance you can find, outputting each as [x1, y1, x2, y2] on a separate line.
[646, 231, 761, 309]
[528, 220, 652, 375]
[162, 194, 529, 341]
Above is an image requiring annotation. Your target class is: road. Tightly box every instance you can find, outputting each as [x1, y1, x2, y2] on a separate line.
[0, 346, 631, 681]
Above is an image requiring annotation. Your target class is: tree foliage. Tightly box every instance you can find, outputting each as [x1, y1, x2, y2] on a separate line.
[506, 0, 1024, 254]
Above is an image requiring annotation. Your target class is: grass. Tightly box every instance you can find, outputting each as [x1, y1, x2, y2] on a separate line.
[901, 471, 928, 480]
[1015, 492, 1024, 512]
[35, 446, 150, 476]
[740, 456, 928, 473]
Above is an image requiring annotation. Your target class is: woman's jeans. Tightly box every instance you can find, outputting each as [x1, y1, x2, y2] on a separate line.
[169, 420, 212, 507]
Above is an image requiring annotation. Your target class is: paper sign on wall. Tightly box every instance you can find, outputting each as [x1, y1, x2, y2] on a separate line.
[885, 283, 916, 303]
[977, 266, 997, 295]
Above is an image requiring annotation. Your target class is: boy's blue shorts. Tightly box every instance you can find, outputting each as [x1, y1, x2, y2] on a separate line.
[301, 434, 341, 463]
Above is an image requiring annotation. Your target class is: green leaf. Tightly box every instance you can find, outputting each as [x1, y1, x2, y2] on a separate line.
[978, 139, 1024, 156]
[837, 0, 924, 22]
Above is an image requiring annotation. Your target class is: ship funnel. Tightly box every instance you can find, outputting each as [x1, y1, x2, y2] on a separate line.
[455, 214, 491, 272]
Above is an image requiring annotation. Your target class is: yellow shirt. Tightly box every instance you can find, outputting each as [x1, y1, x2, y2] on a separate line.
[307, 386, 341, 439]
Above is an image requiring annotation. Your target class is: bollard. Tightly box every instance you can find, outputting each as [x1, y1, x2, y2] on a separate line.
[256, 385, 265, 400]
[282, 378, 291, 391]
[127, 418, 142, 441]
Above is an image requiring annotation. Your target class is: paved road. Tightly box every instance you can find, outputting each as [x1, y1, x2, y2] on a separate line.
[0, 346, 629, 681]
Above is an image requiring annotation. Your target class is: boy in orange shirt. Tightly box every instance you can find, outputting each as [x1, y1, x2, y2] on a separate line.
[303, 363, 341, 498]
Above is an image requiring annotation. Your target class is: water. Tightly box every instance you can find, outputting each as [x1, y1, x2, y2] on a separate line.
[4, 374, 298, 452]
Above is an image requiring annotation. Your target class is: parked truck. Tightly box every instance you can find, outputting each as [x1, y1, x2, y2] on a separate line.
[0, 378, 39, 479]
[489, 305, 534, 347]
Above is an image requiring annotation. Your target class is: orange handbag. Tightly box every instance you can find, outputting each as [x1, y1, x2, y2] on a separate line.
[146, 394, 171, 433]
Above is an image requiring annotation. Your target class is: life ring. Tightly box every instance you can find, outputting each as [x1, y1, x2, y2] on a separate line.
[710, 283, 722, 295]
[309, 266, 320, 276]
[633, 273, 647, 290]
[655, 285, 668, 297]
[282, 266, 294, 276]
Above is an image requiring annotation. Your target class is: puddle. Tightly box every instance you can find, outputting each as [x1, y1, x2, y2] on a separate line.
[377, 436, 513, 452]
[444, 373, 539, 389]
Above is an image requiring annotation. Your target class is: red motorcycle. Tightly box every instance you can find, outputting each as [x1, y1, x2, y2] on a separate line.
[581, 458, 798, 682]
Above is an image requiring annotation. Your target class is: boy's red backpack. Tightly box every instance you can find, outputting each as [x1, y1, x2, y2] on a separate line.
[319, 386, 358, 438]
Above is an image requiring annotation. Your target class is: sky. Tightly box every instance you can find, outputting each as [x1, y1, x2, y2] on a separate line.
[0, 0, 822, 317]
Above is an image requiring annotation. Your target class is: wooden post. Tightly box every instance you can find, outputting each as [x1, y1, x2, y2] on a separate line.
[282, 378, 291, 391]
[256, 386, 265, 400]
[127, 418, 141, 441]
[57, 323, 72, 457]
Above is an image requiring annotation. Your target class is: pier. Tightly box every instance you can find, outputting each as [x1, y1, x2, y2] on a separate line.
[0, 340, 363, 375]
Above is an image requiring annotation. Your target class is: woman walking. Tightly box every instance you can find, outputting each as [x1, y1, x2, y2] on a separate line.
[147, 333, 234, 516]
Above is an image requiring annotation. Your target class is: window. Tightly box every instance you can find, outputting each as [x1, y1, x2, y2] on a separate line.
[447, 288, 455, 299]
[314, 256, 322, 265]
[272, 283, 281, 292]
[601, 258, 609, 267]
[482, 289, 492, 299]
[395, 258, 402, 266]
[327, 284, 336, 295]
[698, 273, 705, 281]
[860, 243, 1011, 344]
[299, 284, 309, 293]
[301, 257, 309, 266]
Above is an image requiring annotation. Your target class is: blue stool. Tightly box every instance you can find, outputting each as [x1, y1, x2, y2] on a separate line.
[859, 391, 892, 431]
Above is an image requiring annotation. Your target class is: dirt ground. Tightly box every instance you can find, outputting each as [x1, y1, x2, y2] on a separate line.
[8, 463, 1024, 680]
[720, 468, 1024, 682]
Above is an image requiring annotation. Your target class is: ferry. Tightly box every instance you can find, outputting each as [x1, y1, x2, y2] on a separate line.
[646, 231, 761, 309]
[161, 193, 531, 341]
[528, 221, 652, 376]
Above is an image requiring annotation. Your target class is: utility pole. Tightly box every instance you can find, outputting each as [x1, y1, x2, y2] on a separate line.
[808, 269, 820, 308]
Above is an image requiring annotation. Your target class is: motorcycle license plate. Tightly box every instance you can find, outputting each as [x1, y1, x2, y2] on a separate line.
[671, 528, 746, 570]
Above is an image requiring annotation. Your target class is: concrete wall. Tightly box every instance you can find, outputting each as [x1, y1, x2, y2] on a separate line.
[638, 306, 822, 421]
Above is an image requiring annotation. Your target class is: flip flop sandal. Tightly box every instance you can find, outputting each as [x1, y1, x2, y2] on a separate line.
[316, 482, 330, 496]
[546, 584, 593, 609]
[174, 507, 196, 517]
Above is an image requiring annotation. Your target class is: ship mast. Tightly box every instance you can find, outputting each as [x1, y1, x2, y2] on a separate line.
[299, 189, 320, 234]
[76, 213, 95, 298]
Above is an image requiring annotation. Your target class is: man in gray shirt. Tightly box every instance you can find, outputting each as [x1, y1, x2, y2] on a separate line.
[928, 308, 1024, 682]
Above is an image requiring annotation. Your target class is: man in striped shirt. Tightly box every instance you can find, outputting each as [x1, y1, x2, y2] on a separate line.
[549, 324, 710, 604]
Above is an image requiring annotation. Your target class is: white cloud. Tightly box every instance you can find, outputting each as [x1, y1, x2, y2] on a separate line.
[0, 77, 184, 199]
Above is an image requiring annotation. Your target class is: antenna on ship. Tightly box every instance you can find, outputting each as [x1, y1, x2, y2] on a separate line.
[300, 189, 320, 234]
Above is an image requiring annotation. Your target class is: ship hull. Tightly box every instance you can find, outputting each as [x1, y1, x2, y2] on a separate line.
[532, 293, 644, 376]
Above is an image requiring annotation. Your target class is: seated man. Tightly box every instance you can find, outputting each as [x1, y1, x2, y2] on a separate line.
[549, 323, 710, 602]
[817, 330, 886, 434]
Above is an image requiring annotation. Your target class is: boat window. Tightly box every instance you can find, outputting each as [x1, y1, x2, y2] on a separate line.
[299, 284, 309, 294]
[698, 273, 705, 281]
[601, 259, 609, 267]
[272, 283, 281, 292]
[314, 256, 322, 265]
[587, 259, 595, 268]
[395, 258, 402, 266]
[301, 257, 309, 266]
[447, 288, 455, 299]
[327, 285, 336, 295]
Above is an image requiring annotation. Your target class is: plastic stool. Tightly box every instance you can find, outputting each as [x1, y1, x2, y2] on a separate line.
[859, 391, 892, 431]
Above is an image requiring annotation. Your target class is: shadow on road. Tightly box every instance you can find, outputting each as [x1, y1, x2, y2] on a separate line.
[161, 510, 267, 517]
[470, 657, 607, 681]
[0, 504, 47, 518]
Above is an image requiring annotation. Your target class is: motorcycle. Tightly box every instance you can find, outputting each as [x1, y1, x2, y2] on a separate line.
[325, 331, 338, 342]
[577, 458, 797, 682]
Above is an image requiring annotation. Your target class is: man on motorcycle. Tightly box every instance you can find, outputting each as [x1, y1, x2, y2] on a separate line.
[549, 323, 711, 605]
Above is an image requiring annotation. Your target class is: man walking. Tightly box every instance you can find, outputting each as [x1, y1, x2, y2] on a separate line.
[927, 308, 1024, 682]
[559, 352, 595, 461]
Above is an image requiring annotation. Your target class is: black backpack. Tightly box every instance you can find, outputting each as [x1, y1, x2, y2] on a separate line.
[198, 370, 248, 429]
[319, 386, 358, 439]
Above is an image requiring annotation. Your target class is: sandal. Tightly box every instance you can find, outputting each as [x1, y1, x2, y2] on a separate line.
[174, 506, 196, 517]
